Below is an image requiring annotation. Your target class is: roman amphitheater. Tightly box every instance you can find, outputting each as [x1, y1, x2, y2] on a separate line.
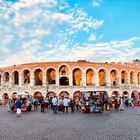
[0, 61, 140, 104]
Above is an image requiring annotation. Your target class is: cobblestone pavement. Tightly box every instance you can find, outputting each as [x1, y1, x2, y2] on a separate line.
[0, 106, 140, 140]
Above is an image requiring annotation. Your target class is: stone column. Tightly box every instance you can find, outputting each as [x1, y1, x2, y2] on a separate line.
[9, 73, 13, 88]
[127, 73, 130, 85]
[56, 70, 59, 86]
[118, 72, 121, 86]
[69, 70, 73, 86]
[30, 71, 34, 86]
[95, 71, 99, 86]
[19, 72, 22, 86]
[106, 71, 111, 86]
[82, 71, 86, 86]
[43, 71, 46, 87]
[1, 74, 4, 87]
[134, 73, 138, 86]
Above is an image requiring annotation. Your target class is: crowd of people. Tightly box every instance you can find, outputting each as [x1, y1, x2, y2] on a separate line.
[7, 94, 137, 117]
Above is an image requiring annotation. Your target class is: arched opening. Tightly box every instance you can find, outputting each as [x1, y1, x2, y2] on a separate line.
[122, 91, 129, 99]
[121, 70, 128, 84]
[98, 69, 106, 86]
[112, 91, 119, 98]
[47, 68, 56, 84]
[73, 91, 82, 99]
[2, 93, 9, 105]
[13, 71, 19, 85]
[137, 72, 140, 85]
[59, 91, 69, 98]
[86, 69, 94, 86]
[110, 70, 118, 86]
[34, 92, 43, 99]
[12, 92, 17, 99]
[47, 91, 56, 98]
[59, 65, 69, 76]
[73, 68, 82, 86]
[23, 70, 30, 84]
[130, 71, 135, 84]
[59, 76, 69, 85]
[4, 72, 9, 83]
[35, 69, 43, 85]
[131, 90, 140, 106]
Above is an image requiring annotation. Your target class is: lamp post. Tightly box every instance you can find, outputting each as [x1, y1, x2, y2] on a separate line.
[46, 82, 49, 98]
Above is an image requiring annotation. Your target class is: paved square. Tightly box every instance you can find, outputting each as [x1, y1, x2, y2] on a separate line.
[0, 106, 140, 140]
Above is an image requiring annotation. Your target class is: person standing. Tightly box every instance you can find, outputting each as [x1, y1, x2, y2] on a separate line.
[63, 97, 69, 113]
[69, 98, 75, 113]
[52, 96, 58, 114]
[40, 97, 45, 112]
[15, 98, 22, 117]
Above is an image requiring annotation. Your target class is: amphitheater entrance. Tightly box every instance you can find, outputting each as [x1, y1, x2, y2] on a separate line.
[47, 91, 56, 98]
[34, 92, 43, 99]
[111, 91, 119, 99]
[122, 91, 129, 99]
[131, 90, 140, 106]
[59, 76, 69, 86]
[59, 91, 69, 98]
[2, 93, 9, 105]
[73, 91, 82, 99]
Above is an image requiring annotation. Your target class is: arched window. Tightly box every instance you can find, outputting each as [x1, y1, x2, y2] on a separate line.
[121, 70, 128, 84]
[98, 69, 106, 86]
[47, 68, 56, 84]
[86, 69, 94, 86]
[130, 71, 135, 84]
[110, 70, 118, 86]
[59, 76, 69, 85]
[73, 68, 82, 86]
[4, 72, 9, 83]
[23, 70, 30, 84]
[13, 71, 19, 85]
[34, 69, 43, 85]
[137, 72, 140, 85]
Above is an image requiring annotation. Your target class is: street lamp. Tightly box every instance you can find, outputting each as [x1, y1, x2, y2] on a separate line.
[46, 82, 49, 98]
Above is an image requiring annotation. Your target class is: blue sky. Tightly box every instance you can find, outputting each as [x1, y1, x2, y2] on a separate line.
[0, 0, 140, 66]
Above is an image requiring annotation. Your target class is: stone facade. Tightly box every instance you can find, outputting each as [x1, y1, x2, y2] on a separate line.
[0, 61, 140, 102]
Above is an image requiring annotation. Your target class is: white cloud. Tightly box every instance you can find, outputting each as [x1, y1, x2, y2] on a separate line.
[88, 34, 96, 41]
[92, 0, 102, 7]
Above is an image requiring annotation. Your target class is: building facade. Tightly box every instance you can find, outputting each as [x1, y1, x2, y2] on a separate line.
[0, 61, 140, 103]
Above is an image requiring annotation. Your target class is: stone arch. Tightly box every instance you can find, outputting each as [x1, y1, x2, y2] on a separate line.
[73, 91, 82, 99]
[34, 91, 43, 99]
[3, 72, 10, 83]
[131, 90, 140, 106]
[22, 69, 30, 84]
[86, 68, 94, 86]
[130, 71, 135, 84]
[122, 91, 129, 98]
[98, 69, 107, 86]
[59, 65, 69, 77]
[59, 91, 69, 98]
[47, 68, 56, 84]
[137, 72, 140, 85]
[112, 91, 119, 98]
[34, 69, 43, 85]
[73, 68, 82, 86]
[121, 70, 128, 84]
[110, 69, 118, 86]
[47, 91, 56, 98]
[12, 92, 17, 99]
[2, 93, 9, 105]
[12, 71, 19, 85]
[59, 76, 69, 85]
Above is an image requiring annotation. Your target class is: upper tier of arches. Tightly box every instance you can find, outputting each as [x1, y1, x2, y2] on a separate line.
[0, 62, 140, 87]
